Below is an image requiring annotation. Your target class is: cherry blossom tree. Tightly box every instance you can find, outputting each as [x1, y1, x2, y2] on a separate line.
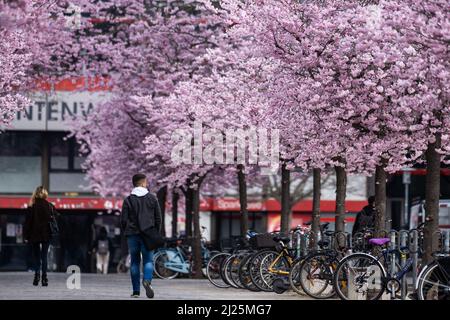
[383, 0, 449, 261]
[0, 0, 68, 126]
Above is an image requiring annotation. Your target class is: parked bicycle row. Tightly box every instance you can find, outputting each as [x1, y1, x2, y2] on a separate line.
[206, 223, 450, 300]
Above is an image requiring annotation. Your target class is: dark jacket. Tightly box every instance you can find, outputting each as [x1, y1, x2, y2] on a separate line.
[121, 192, 162, 236]
[23, 198, 53, 243]
[352, 205, 375, 235]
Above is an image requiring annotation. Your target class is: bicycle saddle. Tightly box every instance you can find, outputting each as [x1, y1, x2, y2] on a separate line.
[273, 236, 291, 244]
[369, 238, 390, 246]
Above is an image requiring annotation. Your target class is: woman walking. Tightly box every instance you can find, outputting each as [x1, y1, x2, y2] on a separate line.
[24, 186, 55, 287]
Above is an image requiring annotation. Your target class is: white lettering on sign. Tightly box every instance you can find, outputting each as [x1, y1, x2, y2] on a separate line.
[216, 198, 263, 211]
[4, 91, 110, 131]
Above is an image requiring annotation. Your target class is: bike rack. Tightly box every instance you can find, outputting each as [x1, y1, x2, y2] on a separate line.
[388, 230, 398, 300]
[398, 230, 410, 300]
[408, 229, 420, 290]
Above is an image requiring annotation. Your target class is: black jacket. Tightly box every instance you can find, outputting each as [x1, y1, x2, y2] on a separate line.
[24, 198, 53, 243]
[121, 193, 162, 236]
[352, 205, 375, 235]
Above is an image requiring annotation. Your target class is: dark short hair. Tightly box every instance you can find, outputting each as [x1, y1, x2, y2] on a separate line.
[368, 196, 375, 205]
[132, 173, 147, 187]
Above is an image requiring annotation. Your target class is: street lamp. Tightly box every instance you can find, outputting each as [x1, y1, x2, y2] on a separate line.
[402, 168, 414, 229]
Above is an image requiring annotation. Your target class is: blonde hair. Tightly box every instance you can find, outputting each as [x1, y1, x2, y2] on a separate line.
[30, 186, 48, 206]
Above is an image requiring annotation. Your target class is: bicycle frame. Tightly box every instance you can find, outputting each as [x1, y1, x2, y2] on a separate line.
[162, 247, 190, 274]
[267, 247, 294, 276]
[160, 242, 211, 274]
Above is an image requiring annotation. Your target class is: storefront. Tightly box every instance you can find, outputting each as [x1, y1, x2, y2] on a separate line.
[0, 79, 115, 271]
[0, 197, 123, 272]
[204, 197, 367, 247]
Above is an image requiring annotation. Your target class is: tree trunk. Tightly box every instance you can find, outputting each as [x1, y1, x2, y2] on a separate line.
[237, 164, 249, 239]
[185, 185, 193, 238]
[171, 189, 179, 238]
[280, 163, 291, 235]
[157, 186, 167, 237]
[334, 166, 347, 234]
[374, 164, 387, 237]
[191, 176, 205, 279]
[311, 168, 321, 249]
[424, 134, 441, 264]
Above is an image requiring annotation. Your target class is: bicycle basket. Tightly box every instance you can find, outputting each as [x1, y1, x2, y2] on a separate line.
[249, 233, 278, 249]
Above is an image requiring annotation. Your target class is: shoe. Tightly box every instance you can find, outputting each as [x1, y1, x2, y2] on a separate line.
[41, 274, 48, 287]
[142, 280, 154, 299]
[130, 291, 140, 298]
[33, 273, 40, 286]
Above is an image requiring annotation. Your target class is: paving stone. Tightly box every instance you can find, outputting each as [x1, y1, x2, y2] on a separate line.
[0, 272, 312, 300]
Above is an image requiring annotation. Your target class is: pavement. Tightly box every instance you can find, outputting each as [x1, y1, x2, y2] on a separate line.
[0, 272, 311, 300]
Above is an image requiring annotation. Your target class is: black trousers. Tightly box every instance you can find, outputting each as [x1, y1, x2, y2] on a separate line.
[31, 242, 50, 274]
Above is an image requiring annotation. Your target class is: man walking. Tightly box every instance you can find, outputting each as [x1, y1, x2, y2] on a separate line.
[352, 195, 376, 235]
[121, 173, 162, 298]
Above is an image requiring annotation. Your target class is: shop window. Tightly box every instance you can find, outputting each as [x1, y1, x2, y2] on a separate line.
[49, 132, 85, 173]
[0, 132, 42, 193]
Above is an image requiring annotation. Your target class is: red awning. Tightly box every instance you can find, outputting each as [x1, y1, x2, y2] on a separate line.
[0, 196, 122, 210]
[0, 195, 367, 213]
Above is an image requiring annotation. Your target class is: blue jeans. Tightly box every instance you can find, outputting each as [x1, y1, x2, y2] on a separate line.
[127, 235, 154, 293]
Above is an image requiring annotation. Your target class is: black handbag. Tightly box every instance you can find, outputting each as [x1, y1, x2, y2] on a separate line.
[140, 226, 165, 251]
[125, 197, 164, 251]
[48, 204, 60, 237]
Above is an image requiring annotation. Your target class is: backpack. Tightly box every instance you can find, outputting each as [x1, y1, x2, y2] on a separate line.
[97, 239, 109, 255]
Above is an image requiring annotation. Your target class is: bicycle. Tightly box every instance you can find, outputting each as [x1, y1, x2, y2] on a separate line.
[154, 227, 215, 279]
[289, 222, 342, 298]
[249, 225, 313, 293]
[206, 230, 257, 288]
[416, 254, 450, 300]
[332, 234, 416, 300]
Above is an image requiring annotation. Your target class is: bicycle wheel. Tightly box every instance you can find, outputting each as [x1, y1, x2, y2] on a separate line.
[153, 251, 180, 279]
[223, 254, 239, 289]
[296, 252, 336, 299]
[289, 259, 306, 296]
[333, 253, 386, 300]
[249, 250, 278, 292]
[206, 252, 231, 288]
[417, 259, 450, 300]
[259, 251, 290, 292]
[229, 252, 247, 289]
[239, 253, 261, 292]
